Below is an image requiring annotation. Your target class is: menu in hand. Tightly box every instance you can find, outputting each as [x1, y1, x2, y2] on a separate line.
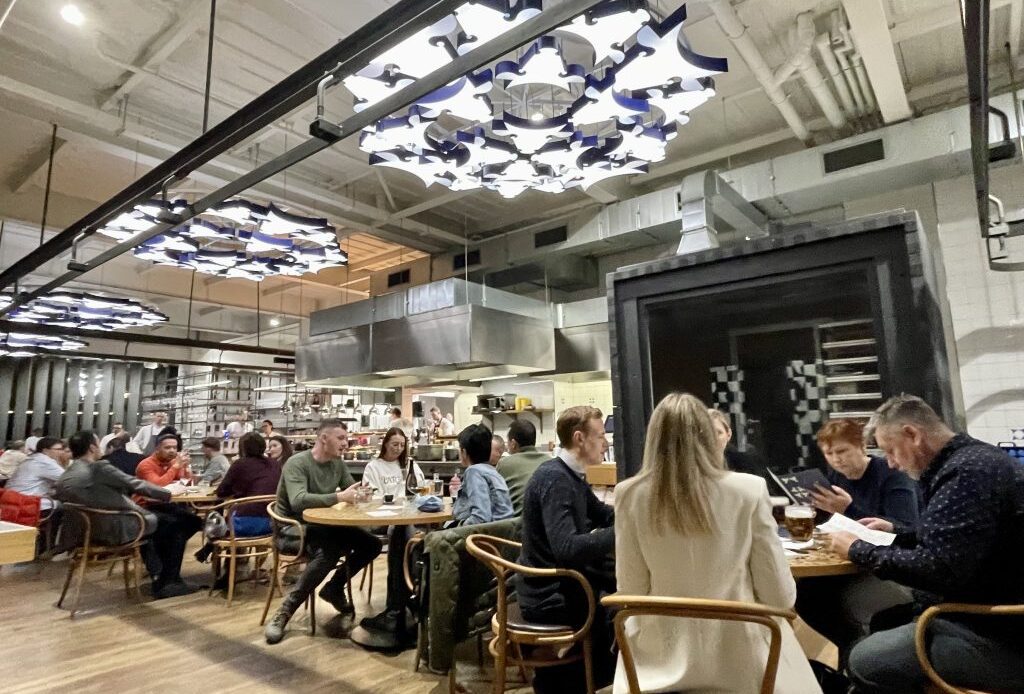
[817, 512, 897, 546]
[769, 468, 832, 506]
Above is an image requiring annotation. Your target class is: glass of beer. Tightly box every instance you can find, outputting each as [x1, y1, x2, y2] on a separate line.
[770, 496, 790, 524]
[417, 482, 432, 497]
[784, 505, 815, 542]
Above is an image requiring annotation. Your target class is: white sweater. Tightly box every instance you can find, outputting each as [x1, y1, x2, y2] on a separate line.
[613, 471, 822, 694]
[361, 457, 424, 498]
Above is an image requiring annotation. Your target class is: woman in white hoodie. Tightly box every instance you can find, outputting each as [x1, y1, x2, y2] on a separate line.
[613, 393, 821, 694]
[361, 427, 423, 498]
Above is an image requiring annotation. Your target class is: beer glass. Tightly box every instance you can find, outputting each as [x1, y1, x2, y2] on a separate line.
[784, 505, 815, 542]
[770, 496, 790, 524]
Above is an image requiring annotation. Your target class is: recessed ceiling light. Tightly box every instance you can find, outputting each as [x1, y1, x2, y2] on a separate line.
[269, 317, 281, 327]
[60, 4, 85, 26]
[529, 112, 544, 122]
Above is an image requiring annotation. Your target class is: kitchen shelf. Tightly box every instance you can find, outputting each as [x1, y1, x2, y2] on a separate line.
[828, 392, 883, 401]
[821, 338, 876, 349]
[818, 319, 873, 329]
[822, 356, 878, 366]
[825, 374, 880, 384]
[472, 408, 552, 416]
[829, 410, 876, 419]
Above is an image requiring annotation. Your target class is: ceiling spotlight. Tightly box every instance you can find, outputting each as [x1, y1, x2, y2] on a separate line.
[60, 4, 85, 26]
[530, 112, 544, 122]
[269, 317, 281, 327]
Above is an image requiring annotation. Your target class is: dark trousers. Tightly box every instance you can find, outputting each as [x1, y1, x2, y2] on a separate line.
[281, 524, 382, 614]
[795, 573, 912, 668]
[386, 524, 411, 612]
[520, 571, 616, 694]
[146, 503, 203, 588]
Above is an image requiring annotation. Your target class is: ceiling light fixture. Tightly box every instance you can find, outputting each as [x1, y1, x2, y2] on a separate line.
[60, 4, 85, 26]
[0, 290, 167, 334]
[343, 0, 726, 199]
[95, 197, 348, 281]
[0, 332, 86, 358]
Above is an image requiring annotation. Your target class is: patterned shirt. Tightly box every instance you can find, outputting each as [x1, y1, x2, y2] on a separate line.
[849, 434, 1024, 608]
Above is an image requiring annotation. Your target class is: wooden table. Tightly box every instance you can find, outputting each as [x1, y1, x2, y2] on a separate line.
[170, 490, 219, 504]
[303, 498, 453, 527]
[0, 520, 37, 565]
[788, 546, 860, 578]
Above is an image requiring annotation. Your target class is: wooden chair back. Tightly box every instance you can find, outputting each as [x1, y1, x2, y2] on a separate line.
[600, 594, 797, 694]
[915, 602, 1024, 694]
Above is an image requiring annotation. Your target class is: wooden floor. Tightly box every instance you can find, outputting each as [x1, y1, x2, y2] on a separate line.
[0, 537, 835, 693]
[0, 537, 518, 694]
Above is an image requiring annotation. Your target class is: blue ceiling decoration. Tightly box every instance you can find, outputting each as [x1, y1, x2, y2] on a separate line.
[347, 0, 727, 198]
[96, 197, 347, 281]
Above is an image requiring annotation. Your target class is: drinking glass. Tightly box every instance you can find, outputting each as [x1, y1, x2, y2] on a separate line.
[432, 477, 444, 496]
[784, 505, 815, 542]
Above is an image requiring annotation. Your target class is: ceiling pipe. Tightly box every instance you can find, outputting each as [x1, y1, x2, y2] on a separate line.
[707, 0, 811, 142]
[815, 32, 858, 119]
[830, 12, 868, 116]
[775, 12, 846, 130]
[836, 20, 877, 114]
[0, 0, 17, 33]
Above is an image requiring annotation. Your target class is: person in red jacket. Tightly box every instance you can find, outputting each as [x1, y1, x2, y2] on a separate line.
[136, 434, 193, 487]
[133, 433, 202, 597]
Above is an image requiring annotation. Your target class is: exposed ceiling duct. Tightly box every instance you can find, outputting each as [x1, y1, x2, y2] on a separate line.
[297, 278, 555, 387]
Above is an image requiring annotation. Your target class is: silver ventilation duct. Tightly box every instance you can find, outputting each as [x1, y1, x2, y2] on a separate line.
[297, 278, 556, 386]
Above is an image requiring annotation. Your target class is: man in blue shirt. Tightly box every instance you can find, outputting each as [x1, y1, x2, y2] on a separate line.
[830, 395, 1024, 693]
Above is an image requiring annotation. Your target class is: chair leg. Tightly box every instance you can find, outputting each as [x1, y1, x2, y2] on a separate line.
[57, 555, 77, 607]
[259, 554, 280, 626]
[582, 636, 594, 694]
[494, 637, 507, 694]
[367, 560, 373, 601]
[359, 562, 368, 590]
[511, 641, 530, 685]
[210, 547, 221, 597]
[122, 558, 131, 596]
[68, 558, 88, 618]
[226, 551, 238, 607]
[308, 593, 317, 636]
[106, 562, 116, 578]
[132, 549, 143, 600]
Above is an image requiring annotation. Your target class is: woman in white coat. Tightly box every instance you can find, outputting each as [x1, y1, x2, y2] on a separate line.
[613, 393, 822, 694]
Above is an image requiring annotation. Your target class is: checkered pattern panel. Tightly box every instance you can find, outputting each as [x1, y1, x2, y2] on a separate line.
[786, 360, 830, 466]
[710, 365, 746, 439]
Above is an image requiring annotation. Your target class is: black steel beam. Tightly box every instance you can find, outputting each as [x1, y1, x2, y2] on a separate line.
[0, 320, 294, 356]
[0, 0, 465, 292]
[962, 0, 991, 231]
[0, 0, 607, 319]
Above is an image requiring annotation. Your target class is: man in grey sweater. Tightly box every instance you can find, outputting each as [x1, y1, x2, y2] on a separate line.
[265, 418, 381, 644]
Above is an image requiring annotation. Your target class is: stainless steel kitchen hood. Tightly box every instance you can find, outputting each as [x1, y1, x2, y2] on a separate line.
[297, 278, 556, 386]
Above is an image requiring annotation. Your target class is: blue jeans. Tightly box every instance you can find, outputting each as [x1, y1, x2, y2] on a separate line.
[849, 618, 1024, 693]
[231, 515, 271, 537]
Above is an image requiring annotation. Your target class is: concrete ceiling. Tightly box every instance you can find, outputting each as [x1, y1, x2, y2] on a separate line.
[0, 0, 1018, 337]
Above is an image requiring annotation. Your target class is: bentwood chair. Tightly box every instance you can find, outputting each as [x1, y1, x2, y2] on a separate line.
[600, 594, 797, 694]
[57, 503, 147, 618]
[206, 494, 276, 607]
[261, 502, 353, 635]
[466, 534, 596, 694]
[915, 603, 1024, 694]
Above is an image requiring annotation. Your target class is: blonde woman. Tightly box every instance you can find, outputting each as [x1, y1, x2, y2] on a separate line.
[614, 393, 821, 693]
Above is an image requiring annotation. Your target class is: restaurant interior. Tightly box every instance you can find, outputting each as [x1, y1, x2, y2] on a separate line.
[1, 1, 1023, 693]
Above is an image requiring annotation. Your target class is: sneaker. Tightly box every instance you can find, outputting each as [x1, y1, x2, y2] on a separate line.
[193, 545, 213, 564]
[360, 608, 401, 632]
[318, 582, 355, 616]
[264, 609, 291, 645]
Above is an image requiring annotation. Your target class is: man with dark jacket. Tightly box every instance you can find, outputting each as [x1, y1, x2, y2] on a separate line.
[55, 430, 198, 599]
[104, 433, 145, 476]
[518, 405, 615, 694]
[830, 396, 1024, 693]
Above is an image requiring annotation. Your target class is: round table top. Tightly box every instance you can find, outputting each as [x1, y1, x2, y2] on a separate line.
[789, 547, 860, 578]
[303, 498, 453, 527]
[170, 490, 219, 504]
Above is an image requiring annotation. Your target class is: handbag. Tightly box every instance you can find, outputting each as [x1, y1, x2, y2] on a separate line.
[204, 510, 228, 540]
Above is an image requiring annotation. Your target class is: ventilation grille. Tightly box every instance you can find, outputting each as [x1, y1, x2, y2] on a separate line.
[453, 249, 481, 271]
[823, 139, 885, 174]
[387, 268, 411, 287]
[534, 225, 568, 248]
